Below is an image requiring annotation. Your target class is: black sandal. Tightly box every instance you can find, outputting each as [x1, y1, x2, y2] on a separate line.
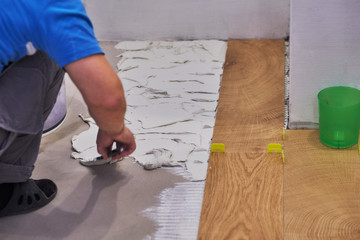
[0, 179, 57, 218]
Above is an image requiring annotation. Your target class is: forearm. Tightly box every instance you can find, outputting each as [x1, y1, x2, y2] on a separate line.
[64, 54, 127, 135]
[88, 100, 126, 136]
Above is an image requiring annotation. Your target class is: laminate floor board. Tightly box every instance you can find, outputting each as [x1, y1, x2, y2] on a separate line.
[199, 153, 283, 240]
[284, 130, 360, 240]
[212, 39, 285, 153]
[198, 39, 285, 239]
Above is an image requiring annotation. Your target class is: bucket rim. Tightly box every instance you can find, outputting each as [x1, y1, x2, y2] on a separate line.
[318, 86, 360, 101]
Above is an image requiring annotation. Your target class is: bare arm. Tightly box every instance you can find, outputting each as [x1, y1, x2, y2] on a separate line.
[64, 54, 136, 158]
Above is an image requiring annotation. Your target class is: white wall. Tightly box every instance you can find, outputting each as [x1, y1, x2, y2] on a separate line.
[289, 0, 360, 129]
[82, 0, 289, 41]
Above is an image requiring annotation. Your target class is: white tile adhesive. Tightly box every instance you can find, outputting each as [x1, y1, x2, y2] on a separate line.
[71, 40, 227, 181]
[71, 40, 227, 239]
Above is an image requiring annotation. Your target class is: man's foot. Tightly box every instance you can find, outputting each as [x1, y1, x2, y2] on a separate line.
[0, 179, 57, 218]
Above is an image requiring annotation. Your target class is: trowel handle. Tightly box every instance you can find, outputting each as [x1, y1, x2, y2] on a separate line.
[96, 147, 124, 160]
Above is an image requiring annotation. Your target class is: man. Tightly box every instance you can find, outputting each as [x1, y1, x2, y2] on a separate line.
[0, 0, 136, 217]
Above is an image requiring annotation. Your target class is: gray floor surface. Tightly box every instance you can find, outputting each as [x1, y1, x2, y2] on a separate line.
[0, 42, 188, 240]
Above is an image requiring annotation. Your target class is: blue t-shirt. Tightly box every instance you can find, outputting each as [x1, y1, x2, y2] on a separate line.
[0, 0, 103, 72]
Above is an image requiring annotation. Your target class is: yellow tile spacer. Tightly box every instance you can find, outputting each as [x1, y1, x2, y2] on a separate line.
[211, 143, 225, 152]
[268, 143, 282, 153]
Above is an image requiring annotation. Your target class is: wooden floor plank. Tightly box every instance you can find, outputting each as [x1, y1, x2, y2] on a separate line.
[198, 39, 285, 239]
[199, 153, 283, 240]
[284, 130, 360, 239]
[212, 39, 285, 153]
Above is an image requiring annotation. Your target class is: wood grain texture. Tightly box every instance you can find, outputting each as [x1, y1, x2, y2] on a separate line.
[285, 130, 360, 239]
[198, 40, 285, 239]
[199, 153, 283, 240]
[199, 39, 360, 240]
[212, 39, 285, 153]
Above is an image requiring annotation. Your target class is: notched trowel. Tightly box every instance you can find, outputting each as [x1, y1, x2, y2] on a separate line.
[79, 148, 124, 167]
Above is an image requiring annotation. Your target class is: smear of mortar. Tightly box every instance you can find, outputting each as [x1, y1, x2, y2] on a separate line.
[71, 40, 227, 181]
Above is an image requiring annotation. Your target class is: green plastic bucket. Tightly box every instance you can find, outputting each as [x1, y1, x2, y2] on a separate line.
[318, 86, 360, 148]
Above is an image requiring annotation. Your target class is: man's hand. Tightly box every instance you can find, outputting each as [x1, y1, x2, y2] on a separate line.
[96, 127, 136, 160]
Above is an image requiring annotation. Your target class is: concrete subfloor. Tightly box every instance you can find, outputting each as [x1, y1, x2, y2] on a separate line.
[0, 42, 188, 240]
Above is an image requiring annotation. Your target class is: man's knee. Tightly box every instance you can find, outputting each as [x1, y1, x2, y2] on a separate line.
[0, 51, 64, 134]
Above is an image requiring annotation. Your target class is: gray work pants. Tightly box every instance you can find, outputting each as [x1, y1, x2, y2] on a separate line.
[0, 51, 64, 183]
